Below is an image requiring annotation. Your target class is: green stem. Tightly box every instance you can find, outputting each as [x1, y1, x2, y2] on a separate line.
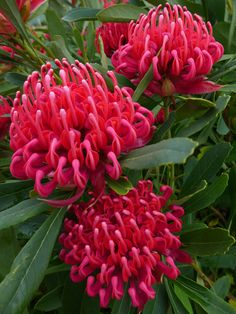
[192, 260, 213, 287]
[164, 97, 175, 188]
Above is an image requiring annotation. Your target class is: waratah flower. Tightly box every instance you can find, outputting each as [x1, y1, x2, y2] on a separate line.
[0, 96, 11, 139]
[112, 3, 224, 96]
[96, 22, 129, 58]
[0, 0, 46, 35]
[96, 1, 129, 58]
[10, 59, 154, 202]
[59, 180, 192, 309]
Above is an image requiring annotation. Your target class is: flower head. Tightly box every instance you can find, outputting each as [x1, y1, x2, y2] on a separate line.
[96, 22, 129, 58]
[0, 96, 11, 139]
[0, 0, 46, 35]
[10, 59, 154, 201]
[59, 180, 191, 309]
[112, 4, 224, 96]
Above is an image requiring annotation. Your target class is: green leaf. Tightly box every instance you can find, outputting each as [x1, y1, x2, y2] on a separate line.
[175, 276, 236, 314]
[211, 276, 231, 300]
[0, 199, 49, 231]
[97, 4, 147, 22]
[4, 73, 27, 87]
[229, 167, 236, 233]
[143, 284, 168, 314]
[0, 180, 33, 211]
[45, 263, 70, 275]
[176, 95, 230, 137]
[0, 82, 17, 96]
[182, 143, 232, 196]
[165, 279, 189, 314]
[181, 228, 235, 256]
[0, 228, 19, 282]
[207, 0, 226, 22]
[34, 286, 62, 311]
[152, 112, 176, 143]
[174, 285, 194, 314]
[106, 176, 133, 195]
[80, 293, 100, 314]
[174, 180, 207, 206]
[0, 0, 30, 44]
[132, 64, 153, 102]
[181, 223, 208, 234]
[176, 98, 214, 122]
[0, 208, 65, 314]
[200, 247, 236, 270]
[86, 22, 96, 61]
[50, 35, 74, 64]
[111, 285, 132, 314]
[178, 97, 216, 108]
[217, 116, 229, 135]
[46, 9, 67, 41]
[183, 174, 229, 214]
[62, 279, 85, 314]
[63, 8, 100, 22]
[121, 138, 197, 170]
[220, 84, 236, 92]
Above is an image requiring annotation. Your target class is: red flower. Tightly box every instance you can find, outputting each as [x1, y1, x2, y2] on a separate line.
[0, 96, 11, 139]
[10, 59, 154, 202]
[0, 0, 46, 35]
[112, 4, 224, 96]
[96, 22, 129, 58]
[59, 180, 192, 309]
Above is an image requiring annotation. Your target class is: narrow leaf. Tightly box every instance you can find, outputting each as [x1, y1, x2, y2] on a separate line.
[152, 112, 176, 143]
[183, 174, 229, 214]
[181, 228, 235, 256]
[121, 138, 197, 170]
[34, 286, 62, 311]
[177, 95, 230, 137]
[165, 279, 189, 314]
[143, 284, 168, 314]
[0, 199, 49, 231]
[182, 143, 232, 196]
[46, 9, 67, 41]
[63, 8, 100, 22]
[132, 64, 153, 102]
[97, 4, 146, 22]
[0, 180, 33, 211]
[175, 276, 236, 314]
[211, 276, 231, 299]
[0, 208, 65, 314]
[106, 176, 133, 195]
[0, 228, 19, 281]
[111, 285, 132, 314]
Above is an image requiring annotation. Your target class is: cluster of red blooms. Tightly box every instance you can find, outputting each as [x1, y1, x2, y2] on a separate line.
[97, 3, 223, 96]
[59, 180, 191, 309]
[5, 1, 225, 310]
[96, 0, 129, 57]
[10, 59, 154, 202]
